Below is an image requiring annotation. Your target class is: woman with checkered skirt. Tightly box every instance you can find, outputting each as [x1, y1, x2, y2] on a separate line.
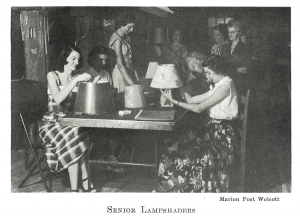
[39, 45, 96, 192]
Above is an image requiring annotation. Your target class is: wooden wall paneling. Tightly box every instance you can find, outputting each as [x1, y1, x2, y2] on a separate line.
[20, 11, 48, 82]
[75, 16, 94, 73]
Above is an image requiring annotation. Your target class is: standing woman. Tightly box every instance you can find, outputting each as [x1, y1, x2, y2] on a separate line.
[171, 29, 188, 61]
[39, 45, 96, 192]
[211, 23, 230, 57]
[170, 29, 189, 84]
[108, 11, 139, 107]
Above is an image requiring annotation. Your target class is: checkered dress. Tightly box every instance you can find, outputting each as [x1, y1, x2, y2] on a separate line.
[39, 72, 89, 172]
[39, 122, 88, 172]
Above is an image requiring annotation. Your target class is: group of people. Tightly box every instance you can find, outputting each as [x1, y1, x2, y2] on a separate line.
[38, 10, 251, 192]
[153, 20, 251, 192]
[39, 11, 138, 192]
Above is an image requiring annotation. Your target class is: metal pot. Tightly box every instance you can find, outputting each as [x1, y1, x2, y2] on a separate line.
[74, 82, 115, 115]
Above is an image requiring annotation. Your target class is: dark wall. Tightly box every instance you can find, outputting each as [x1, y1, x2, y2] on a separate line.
[11, 9, 25, 80]
[11, 7, 291, 79]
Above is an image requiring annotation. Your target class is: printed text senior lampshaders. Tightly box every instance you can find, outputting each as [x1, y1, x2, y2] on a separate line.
[107, 206, 196, 213]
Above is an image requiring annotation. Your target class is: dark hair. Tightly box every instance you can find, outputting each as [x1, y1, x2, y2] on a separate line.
[203, 55, 229, 76]
[172, 29, 182, 35]
[172, 29, 183, 42]
[55, 45, 83, 73]
[88, 45, 108, 67]
[212, 23, 229, 40]
[115, 11, 136, 30]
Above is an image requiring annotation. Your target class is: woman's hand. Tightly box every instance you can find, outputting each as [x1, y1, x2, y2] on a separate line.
[160, 89, 175, 103]
[75, 73, 91, 82]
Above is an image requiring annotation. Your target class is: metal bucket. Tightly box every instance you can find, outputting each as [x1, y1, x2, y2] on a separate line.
[74, 82, 115, 115]
[124, 85, 147, 108]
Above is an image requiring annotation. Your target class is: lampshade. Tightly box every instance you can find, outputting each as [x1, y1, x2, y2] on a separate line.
[145, 62, 159, 79]
[74, 82, 115, 115]
[150, 64, 183, 89]
[124, 85, 147, 108]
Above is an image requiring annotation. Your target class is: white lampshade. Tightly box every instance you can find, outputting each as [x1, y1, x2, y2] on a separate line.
[150, 64, 183, 89]
[145, 62, 159, 79]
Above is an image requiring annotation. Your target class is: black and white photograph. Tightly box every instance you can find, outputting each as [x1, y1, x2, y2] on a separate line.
[4, 0, 298, 217]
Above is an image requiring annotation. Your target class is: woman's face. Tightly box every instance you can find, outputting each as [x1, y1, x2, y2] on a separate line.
[122, 23, 135, 35]
[212, 30, 224, 44]
[188, 59, 204, 77]
[228, 26, 241, 41]
[204, 67, 217, 83]
[172, 30, 182, 43]
[65, 51, 80, 71]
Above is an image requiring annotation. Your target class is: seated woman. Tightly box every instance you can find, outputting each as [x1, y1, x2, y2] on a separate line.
[159, 55, 240, 193]
[39, 45, 96, 192]
[86, 45, 113, 85]
[181, 51, 210, 97]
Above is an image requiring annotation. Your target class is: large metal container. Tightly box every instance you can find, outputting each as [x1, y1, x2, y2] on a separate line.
[74, 82, 115, 115]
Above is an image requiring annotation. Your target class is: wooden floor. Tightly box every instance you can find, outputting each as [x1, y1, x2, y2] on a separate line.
[11, 149, 157, 193]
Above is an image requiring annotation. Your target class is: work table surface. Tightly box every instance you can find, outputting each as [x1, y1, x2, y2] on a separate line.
[58, 107, 188, 131]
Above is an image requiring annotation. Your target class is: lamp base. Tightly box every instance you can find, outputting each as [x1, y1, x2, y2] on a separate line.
[160, 90, 174, 107]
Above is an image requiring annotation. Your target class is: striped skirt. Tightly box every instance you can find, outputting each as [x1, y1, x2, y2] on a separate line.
[39, 122, 89, 172]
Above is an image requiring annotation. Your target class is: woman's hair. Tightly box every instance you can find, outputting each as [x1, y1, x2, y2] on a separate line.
[55, 45, 82, 73]
[172, 29, 183, 42]
[212, 23, 229, 40]
[203, 55, 230, 76]
[185, 51, 207, 64]
[114, 11, 136, 30]
[88, 45, 108, 67]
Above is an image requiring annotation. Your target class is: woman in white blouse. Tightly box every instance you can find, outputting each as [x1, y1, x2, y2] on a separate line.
[158, 55, 240, 193]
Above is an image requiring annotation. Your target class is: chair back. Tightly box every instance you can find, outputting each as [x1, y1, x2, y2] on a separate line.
[239, 89, 250, 192]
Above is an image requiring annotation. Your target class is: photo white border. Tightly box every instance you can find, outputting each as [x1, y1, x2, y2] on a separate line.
[3, 1, 299, 217]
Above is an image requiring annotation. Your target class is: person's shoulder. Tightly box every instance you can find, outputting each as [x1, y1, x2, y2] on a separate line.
[47, 71, 58, 79]
[108, 32, 119, 47]
[238, 40, 249, 49]
[101, 70, 110, 76]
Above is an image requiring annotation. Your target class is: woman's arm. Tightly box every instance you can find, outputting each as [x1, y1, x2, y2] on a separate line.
[182, 90, 210, 104]
[179, 86, 210, 103]
[161, 84, 230, 113]
[113, 39, 134, 85]
[134, 69, 140, 82]
[47, 72, 90, 104]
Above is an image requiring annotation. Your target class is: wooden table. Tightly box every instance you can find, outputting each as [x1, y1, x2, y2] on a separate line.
[59, 107, 189, 191]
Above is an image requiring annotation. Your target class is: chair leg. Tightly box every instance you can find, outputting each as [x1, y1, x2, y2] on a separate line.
[19, 113, 50, 192]
[88, 145, 91, 191]
[24, 133, 29, 170]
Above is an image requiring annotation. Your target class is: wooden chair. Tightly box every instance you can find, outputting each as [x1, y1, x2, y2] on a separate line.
[239, 89, 250, 192]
